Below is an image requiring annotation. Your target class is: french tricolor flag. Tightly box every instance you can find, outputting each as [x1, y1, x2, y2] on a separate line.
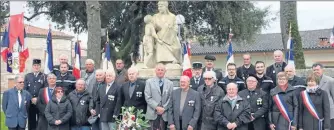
[73, 41, 81, 79]
[44, 28, 53, 74]
[225, 33, 234, 76]
[182, 41, 192, 79]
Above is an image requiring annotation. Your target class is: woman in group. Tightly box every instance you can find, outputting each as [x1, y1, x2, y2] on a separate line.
[268, 72, 298, 130]
[45, 87, 72, 130]
[298, 73, 331, 130]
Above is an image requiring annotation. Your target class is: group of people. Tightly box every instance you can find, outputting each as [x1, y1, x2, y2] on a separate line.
[2, 50, 334, 130]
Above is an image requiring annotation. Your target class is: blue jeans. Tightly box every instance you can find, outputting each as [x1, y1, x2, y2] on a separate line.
[71, 126, 91, 130]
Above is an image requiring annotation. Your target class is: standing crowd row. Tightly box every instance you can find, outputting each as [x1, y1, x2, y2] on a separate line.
[2, 50, 334, 130]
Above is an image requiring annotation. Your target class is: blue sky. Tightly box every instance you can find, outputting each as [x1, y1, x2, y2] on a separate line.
[25, 1, 334, 47]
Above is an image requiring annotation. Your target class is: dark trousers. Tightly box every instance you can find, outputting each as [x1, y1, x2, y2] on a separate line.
[331, 119, 334, 130]
[248, 122, 255, 130]
[91, 118, 100, 130]
[28, 104, 39, 130]
[8, 126, 25, 130]
[149, 115, 167, 130]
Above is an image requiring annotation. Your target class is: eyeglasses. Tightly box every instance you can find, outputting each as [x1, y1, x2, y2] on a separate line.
[204, 78, 212, 80]
[18, 81, 24, 84]
[56, 91, 64, 93]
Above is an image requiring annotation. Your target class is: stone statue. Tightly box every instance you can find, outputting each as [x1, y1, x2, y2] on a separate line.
[142, 15, 161, 68]
[152, 1, 181, 67]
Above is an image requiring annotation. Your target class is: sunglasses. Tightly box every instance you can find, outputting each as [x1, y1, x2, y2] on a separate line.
[56, 91, 64, 93]
[204, 78, 212, 80]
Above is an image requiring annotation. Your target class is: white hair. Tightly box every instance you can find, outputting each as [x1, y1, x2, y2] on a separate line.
[226, 82, 238, 89]
[47, 73, 57, 79]
[14, 74, 24, 82]
[59, 54, 69, 59]
[85, 59, 95, 65]
[203, 71, 217, 80]
[95, 69, 105, 75]
[273, 50, 283, 56]
[128, 67, 139, 74]
[105, 69, 116, 77]
[284, 64, 296, 71]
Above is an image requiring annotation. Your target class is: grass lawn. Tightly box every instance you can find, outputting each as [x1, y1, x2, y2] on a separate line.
[1, 111, 8, 130]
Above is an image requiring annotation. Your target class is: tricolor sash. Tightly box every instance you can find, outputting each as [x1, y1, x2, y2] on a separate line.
[301, 90, 323, 130]
[43, 88, 51, 104]
[273, 94, 293, 130]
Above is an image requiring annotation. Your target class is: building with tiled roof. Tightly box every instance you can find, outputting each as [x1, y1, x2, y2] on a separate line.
[190, 28, 334, 69]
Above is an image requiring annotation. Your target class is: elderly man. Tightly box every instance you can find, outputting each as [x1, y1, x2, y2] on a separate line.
[285, 64, 306, 99]
[55, 63, 76, 95]
[266, 50, 287, 86]
[197, 71, 225, 130]
[168, 76, 201, 130]
[119, 67, 147, 113]
[218, 63, 245, 94]
[115, 59, 127, 86]
[254, 61, 275, 93]
[36, 73, 57, 130]
[2, 75, 32, 130]
[81, 59, 96, 95]
[312, 63, 334, 128]
[53, 54, 73, 75]
[68, 79, 94, 130]
[239, 76, 269, 130]
[237, 53, 256, 81]
[24, 59, 47, 130]
[95, 69, 121, 130]
[190, 62, 204, 91]
[145, 63, 174, 130]
[214, 83, 251, 130]
[90, 69, 106, 130]
[202, 55, 223, 80]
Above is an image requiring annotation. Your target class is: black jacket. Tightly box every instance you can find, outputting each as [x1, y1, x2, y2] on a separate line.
[53, 64, 73, 76]
[239, 88, 269, 130]
[44, 95, 72, 130]
[24, 72, 47, 97]
[190, 76, 204, 91]
[269, 85, 298, 130]
[120, 80, 147, 113]
[218, 76, 245, 94]
[68, 90, 93, 126]
[256, 75, 275, 93]
[56, 73, 76, 95]
[214, 95, 252, 130]
[237, 64, 256, 81]
[96, 82, 122, 122]
[265, 62, 287, 86]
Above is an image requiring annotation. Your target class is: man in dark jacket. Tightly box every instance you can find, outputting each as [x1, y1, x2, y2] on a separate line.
[68, 79, 94, 130]
[119, 67, 147, 113]
[218, 63, 245, 94]
[237, 53, 256, 81]
[53, 54, 73, 75]
[197, 71, 225, 130]
[214, 83, 251, 130]
[90, 69, 105, 130]
[56, 63, 76, 95]
[24, 59, 47, 130]
[239, 76, 269, 130]
[202, 55, 223, 81]
[115, 59, 127, 86]
[254, 61, 275, 93]
[190, 62, 204, 91]
[284, 64, 306, 98]
[266, 50, 287, 86]
[96, 69, 122, 130]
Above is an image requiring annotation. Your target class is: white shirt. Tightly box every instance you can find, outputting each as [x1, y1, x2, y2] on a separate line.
[18, 90, 22, 108]
[106, 82, 114, 94]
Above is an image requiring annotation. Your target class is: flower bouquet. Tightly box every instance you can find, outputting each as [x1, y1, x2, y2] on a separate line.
[117, 106, 149, 130]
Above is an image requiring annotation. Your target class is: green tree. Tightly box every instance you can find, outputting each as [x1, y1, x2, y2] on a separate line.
[0, 1, 9, 28]
[280, 1, 305, 69]
[26, 1, 269, 67]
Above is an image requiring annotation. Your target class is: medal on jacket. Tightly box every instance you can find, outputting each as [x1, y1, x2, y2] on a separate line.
[247, 95, 250, 99]
[136, 92, 142, 97]
[188, 100, 195, 106]
[210, 96, 214, 101]
[80, 100, 85, 105]
[257, 98, 262, 105]
[236, 104, 239, 109]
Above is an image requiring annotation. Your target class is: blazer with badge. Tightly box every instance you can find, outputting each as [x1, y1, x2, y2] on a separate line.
[265, 62, 287, 86]
[168, 88, 201, 130]
[238, 88, 269, 130]
[24, 72, 47, 97]
[190, 76, 204, 91]
[144, 77, 173, 121]
[2, 87, 32, 128]
[96, 82, 122, 122]
[120, 80, 147, 113]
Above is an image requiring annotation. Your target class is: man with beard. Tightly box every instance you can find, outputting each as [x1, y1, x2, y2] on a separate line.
[237, 53, 256, 81]
[24, 59, 47, 130]
[218, 63, 245, 94]
[266, 50, 287, 86]
[53, 54, 73, 75]
[115, 59, 127, 86]
[55, 63, 76, 95]
[190, 62, 204, 91]
[254, 61, 275, 93]
[202, 55, 223, 81]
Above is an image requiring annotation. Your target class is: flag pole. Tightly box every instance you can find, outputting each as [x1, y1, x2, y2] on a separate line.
[44, 23, 51, 65]
[287, 22, 292, 64]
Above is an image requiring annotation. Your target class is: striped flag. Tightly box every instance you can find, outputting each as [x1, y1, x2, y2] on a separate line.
[72, 41, 81, 79]
[102, 42, 114, 71]
[225, 32, 234, 76]
[182, 41, 192, 79]
[286, 24, 295, 67]
[44, 28, 53, 74]
[19, 28, 29, 72]
[1, 27, 12, 73]
[330, 26, 334, 47]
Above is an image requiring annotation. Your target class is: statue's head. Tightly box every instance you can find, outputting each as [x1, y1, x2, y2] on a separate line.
[144, 15, 153, 23]
[157, 1, 169, 13]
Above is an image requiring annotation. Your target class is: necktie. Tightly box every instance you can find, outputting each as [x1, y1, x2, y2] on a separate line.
[18, 90, 22, 108]
[50, 88, 54, 94]
[195, 78, 199, 84]
[159, 80, 163, 88]
[130, 83, 135, 87]
[106, 84, 110, 94]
